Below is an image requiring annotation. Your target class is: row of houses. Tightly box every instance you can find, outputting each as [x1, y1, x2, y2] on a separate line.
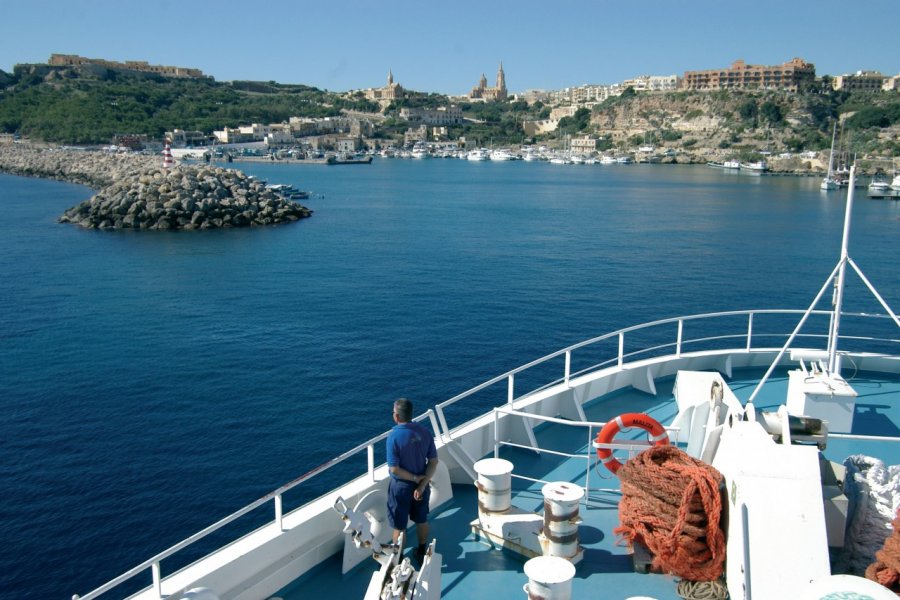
[200, 117, 376, 146]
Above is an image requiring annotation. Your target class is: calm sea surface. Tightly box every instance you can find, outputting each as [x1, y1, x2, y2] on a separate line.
[1, 159, 897, 598]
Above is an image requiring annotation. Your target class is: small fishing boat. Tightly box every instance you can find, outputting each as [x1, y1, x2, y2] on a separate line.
[741, 160, 768, 172]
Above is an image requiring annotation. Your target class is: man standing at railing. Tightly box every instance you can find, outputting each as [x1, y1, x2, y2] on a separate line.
[387, 397, 439, 565]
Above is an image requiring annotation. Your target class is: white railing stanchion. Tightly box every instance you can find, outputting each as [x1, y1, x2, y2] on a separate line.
[618, 332, 625, 367]
[507, 374, 515, 405]
[275, 494, 284, 531]
[565, 350, 571, 386]
[367, 444, 375, 481]
[436, 406, 451, 441]
[746, 312, 754, 352]
[152, 562, 161, 600]
[494, 408, 500, 458]
[427, 409, 441, 440]
[676, 319, 684, 357]
[584, 425, 593, 501]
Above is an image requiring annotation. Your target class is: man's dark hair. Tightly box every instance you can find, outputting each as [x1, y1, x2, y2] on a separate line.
[394, 397, 413, 422]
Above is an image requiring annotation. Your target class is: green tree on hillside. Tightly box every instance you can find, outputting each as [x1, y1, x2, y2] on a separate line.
[759, 101, 784, 126]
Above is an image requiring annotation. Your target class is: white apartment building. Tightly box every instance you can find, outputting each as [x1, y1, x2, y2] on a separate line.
[832, 71, 887, 92]
[621, 75, 679, 92]
[570, 136, 597, 155]
[399, 106, 464, 126]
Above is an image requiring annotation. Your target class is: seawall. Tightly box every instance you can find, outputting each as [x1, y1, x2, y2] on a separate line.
[0, 144, 313, 230]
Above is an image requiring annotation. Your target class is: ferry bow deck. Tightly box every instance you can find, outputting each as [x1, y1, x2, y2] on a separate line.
[280, 368, 900, 600]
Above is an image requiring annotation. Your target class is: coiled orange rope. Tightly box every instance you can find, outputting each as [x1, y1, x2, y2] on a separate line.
[865, 510, 900, 592]
[614, 445, 726, 582]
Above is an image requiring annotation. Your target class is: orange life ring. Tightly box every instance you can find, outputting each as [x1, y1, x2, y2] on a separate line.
[594, 413, 669, 474]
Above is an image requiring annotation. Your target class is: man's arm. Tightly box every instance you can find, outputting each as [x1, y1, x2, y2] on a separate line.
[389, 464, 424, 483]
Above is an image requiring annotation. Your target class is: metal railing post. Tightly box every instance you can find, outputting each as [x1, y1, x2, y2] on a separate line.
[618, 332, 624, 368]
[746, 312, 754, 352]
[564, 350, 571, 386]
[494, 408, 500, 458]
[152, 562, 162, 599]
[584, 425, 593, 499]
[275, 494, 284, 531]
[368, 444, 375, 481]
[507, 374, 515, 405]
[676, 319, 683, 357]
[436, 406, 451, 441]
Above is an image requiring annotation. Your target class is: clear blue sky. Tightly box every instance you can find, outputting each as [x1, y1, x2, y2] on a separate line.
[2, 0, 897, 95]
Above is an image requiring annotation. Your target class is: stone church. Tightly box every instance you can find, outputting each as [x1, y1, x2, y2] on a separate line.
[469, 63, 508, 100]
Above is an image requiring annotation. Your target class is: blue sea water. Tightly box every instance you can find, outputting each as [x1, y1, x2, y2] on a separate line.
[0, 160, 897, 599]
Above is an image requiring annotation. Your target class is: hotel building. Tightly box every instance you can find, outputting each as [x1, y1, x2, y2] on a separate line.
[682, 58, 816, 92]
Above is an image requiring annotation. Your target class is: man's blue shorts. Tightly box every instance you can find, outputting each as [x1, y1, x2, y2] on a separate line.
[387, 478, 431, 530]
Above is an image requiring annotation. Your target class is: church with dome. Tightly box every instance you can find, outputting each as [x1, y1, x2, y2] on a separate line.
[364, 71, 405, 106]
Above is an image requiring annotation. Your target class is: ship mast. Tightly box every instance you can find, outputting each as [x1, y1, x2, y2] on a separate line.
[826, 166, 855, 373]
[747, 164, 900, 406]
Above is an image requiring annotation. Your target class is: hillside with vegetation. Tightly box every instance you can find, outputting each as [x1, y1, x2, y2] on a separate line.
[0, 63, 897, 162]
[583, 87, 899, 160]
[0, 64, 376, 143]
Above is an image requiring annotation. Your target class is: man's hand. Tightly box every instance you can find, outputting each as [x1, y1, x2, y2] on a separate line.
[414, 480, 427, 501]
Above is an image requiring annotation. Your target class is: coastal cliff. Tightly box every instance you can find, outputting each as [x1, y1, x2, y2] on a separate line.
[0, 144, 312, 230]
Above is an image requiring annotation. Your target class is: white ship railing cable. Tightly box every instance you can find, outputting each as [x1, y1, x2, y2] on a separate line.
[73, 411, 438, 600]
[73, 310, 897, 599]
[435, 309, 898, 438]
[490, 406, 683, 507]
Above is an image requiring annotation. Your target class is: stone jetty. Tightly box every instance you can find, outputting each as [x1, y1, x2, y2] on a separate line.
[0, 144, 312, 230]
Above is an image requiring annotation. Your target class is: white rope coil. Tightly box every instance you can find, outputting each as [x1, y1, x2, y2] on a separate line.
[837, 454, 900, 575]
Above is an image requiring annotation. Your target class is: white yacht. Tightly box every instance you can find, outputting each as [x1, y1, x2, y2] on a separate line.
[466, 148, 489, 161]
[411, 145, 430, 159]
[868, 178, 890, 193]
[490, 149, 514, 161]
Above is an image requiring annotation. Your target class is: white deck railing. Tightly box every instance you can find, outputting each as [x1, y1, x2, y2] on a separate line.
[73, 309, 898, 600]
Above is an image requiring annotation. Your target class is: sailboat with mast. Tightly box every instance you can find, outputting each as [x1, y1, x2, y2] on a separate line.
[821, 123, 839, 191]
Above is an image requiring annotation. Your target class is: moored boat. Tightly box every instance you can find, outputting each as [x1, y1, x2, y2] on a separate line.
[707, 160, 740, 170]
[741, 160, 768, 172]
[72, 166, 900, 600]
[821, 123, 840, 190]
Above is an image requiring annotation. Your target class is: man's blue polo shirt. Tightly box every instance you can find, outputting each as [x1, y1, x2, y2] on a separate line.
[386, 422, 436, 480]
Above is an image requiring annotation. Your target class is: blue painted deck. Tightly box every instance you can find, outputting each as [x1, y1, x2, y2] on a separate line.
[281, 368, 900, 600]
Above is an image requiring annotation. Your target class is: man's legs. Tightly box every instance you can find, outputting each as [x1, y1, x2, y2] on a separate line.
[415, 521, 429, 545]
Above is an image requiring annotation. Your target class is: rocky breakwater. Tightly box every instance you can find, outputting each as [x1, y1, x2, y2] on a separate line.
[59, 165, 313, 230]
[0, 144, 312, 230]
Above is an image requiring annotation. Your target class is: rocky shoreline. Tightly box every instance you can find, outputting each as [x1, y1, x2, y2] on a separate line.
[0, 144, 312, 230]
